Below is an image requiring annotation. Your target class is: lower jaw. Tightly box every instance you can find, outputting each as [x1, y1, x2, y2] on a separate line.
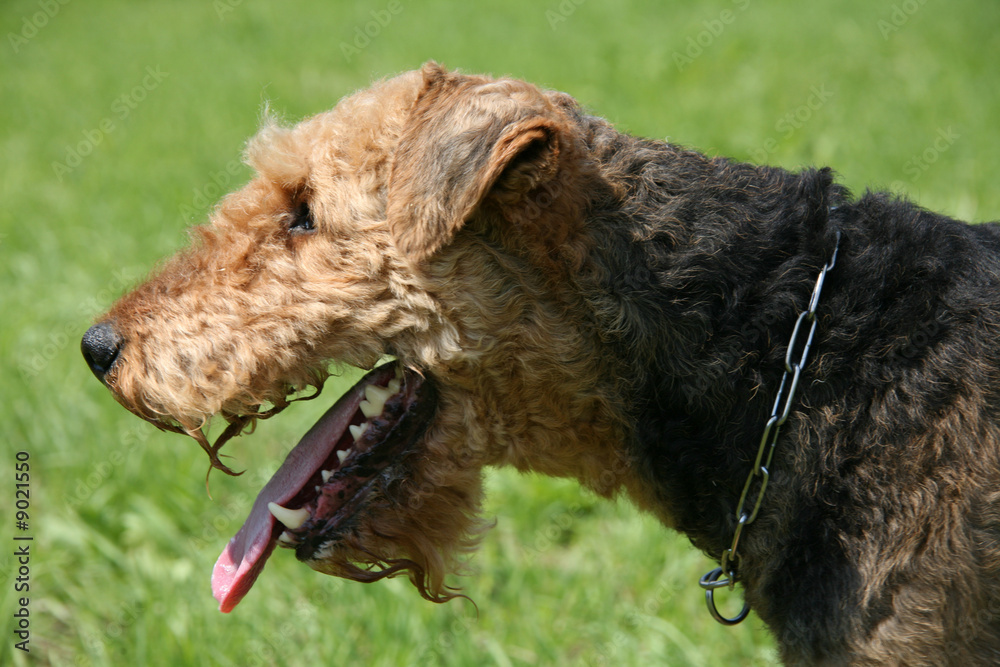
[212, 361, 437, 612]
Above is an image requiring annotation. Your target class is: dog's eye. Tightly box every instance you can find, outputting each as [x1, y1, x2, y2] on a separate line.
[288, 201, 315, 234]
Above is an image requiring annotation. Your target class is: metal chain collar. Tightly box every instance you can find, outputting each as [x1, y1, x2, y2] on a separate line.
[699, 229, 841, 625]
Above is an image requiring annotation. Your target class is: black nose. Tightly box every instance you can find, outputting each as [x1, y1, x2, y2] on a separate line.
[81, 322, 123, 382]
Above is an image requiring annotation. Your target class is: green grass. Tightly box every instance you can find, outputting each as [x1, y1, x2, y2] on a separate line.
[2, 0, 998, 664]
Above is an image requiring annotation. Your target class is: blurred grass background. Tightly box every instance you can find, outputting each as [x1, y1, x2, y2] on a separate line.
[2, 0, 998, 665]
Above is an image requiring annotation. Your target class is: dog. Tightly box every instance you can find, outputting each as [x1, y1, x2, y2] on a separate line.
[81, 63, 1000, 665]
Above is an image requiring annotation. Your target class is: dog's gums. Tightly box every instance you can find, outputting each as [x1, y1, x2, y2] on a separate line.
[211, 362, 436, 613]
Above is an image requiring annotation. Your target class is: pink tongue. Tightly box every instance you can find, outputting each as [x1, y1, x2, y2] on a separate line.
[211, 375, 375, 613]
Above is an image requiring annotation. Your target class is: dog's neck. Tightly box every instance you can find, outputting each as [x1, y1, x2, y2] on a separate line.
[578, 126, 842, 552]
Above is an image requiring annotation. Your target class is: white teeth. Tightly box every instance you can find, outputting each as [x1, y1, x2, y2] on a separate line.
[267, 502, 310, 530]
[370, 383, 394, 401]
[349, 423, 368, 442]
[278, 531, 295, 546]
[321, 469, 333, 483]
[336, 449, 352, 464]
[361, 380, 400, 417]
[362, 384, 393, 417]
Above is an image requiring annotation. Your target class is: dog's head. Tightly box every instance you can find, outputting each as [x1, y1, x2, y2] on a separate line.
[82, 63, 617, 611]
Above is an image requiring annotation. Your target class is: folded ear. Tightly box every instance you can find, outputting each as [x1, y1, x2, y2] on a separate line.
[387, 63, 565, 260]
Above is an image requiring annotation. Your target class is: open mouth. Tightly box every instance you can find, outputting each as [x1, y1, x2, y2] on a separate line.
[211, 360, 437, 613]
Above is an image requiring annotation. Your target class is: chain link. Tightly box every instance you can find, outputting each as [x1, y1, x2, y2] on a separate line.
[700, 230, 841, 625]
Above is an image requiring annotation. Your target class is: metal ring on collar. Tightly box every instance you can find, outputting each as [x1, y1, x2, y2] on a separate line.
[700, 567, 751, 626]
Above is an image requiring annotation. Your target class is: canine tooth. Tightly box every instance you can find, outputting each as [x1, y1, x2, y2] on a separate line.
[363, 384, 393, 415]
[349, 423, 369, 441]
[321, 469, 332, 483]
[267, 502, 310, 530]
[368, 384, 393, 401]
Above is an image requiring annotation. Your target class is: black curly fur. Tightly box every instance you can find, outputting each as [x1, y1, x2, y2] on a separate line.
[574, 115, 1000, 664]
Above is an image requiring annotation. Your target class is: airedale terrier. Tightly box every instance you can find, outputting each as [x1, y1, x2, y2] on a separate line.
[82, 63, 1000, 665]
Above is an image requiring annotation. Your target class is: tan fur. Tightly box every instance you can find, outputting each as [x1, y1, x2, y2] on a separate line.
[98, 63, 639, 602]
